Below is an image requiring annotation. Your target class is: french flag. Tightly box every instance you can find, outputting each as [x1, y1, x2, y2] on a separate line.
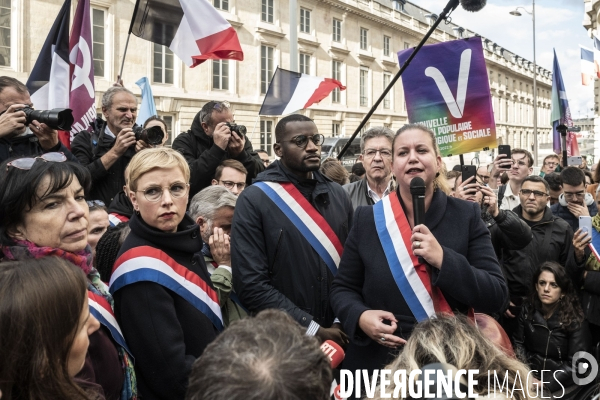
[130, 0, 243, 67]
[581, 46, 595, 86]
[259, 67, 346, 116]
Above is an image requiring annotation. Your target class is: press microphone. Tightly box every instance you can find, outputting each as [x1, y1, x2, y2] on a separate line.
[320, 340, 345, 369]
[410, 177, 426, 264]
[460, 0, 486, 12]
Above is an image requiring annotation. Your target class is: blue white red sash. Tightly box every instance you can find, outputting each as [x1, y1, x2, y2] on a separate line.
[254, 181, 343, 276]
[108, 213, 129, 227]
[373, 191, 452, 322]
[109, 246, 224, 331]
[589, 228, 600, 262]
[87, 290, 133, 357]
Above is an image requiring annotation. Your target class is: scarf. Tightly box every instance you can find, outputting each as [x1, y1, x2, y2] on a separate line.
[586, 214, 600, 271]
[1, 240, 138, 400]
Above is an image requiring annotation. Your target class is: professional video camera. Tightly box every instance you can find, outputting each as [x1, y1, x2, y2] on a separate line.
[133, 125, 165, 146]
[19, 107, 74, 131]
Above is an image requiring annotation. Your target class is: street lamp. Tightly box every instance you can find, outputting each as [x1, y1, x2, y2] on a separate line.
[510, 1, 538, 166]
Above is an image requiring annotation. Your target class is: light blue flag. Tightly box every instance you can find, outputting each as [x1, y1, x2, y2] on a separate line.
[135, 77, 157, 126]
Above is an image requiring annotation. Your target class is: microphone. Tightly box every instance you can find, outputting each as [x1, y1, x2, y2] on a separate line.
[410, 177, 426, 264]
[460, 0, 486, 12]
[320, 340, 345, 369]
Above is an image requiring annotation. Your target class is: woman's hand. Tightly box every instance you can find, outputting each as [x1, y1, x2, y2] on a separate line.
[573, 228, 591, 263]
[411, 224, 444, 269]
[455, 175, 478, 201]
[358, 310, 406, 348]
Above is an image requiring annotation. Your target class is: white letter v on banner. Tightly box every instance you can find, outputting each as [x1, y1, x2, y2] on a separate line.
[424, 49, 472, 118]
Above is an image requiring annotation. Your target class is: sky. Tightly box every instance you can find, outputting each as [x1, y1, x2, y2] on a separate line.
[413, 0, 594, 120]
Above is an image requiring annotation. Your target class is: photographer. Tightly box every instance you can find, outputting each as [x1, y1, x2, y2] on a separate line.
[0, 76, 77, 163]
[72, 86, 148, 205]
[172, 101, 264, 198]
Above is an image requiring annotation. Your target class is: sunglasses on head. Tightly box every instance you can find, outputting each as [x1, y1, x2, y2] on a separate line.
[6, 152, 67, 171]
[87, 200, 106, 208]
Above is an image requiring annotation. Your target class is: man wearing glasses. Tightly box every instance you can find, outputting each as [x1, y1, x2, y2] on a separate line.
[477, 164, 491, 186]
[539, 154, 560, 178]
[489, 148, 534, 211]
[500, 175, 574, 337]
[550, 166, 598, 231]
[231, 114, 353, 348]
[0, 77, 77, 163]
[342, 127, 394, 208]
[211, 159, 247, 196]
[173, 101, 264, 198]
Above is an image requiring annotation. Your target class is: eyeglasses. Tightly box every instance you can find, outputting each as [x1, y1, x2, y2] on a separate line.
[137, 182, 189, 202]
[564, 191, 585, 199]
[544, 161, 558, 167]
[520, 189, 549, 198]
[281, 134, 325, 149]
[363, 148, 392, 159]
[6, 152, 67, 171]
[261, 158, 271, 165]
[87, 200, 106, 208]
[219, 180, 246, 191]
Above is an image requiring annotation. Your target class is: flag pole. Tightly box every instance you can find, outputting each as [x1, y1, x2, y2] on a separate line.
[249, 115, 260, 141]
[337, 0, 460, 160]
[118, 0, 141, 82]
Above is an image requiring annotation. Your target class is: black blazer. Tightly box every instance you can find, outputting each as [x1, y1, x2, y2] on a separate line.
[330, 189, 508, 372]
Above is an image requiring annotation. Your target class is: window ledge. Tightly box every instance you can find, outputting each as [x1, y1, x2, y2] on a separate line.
[381, 57, 398, 68]
[330, 42, 350, 56]
[358, 51, 376, 63]
[255, 22, 285, 38]
[298, 33, 320, 48]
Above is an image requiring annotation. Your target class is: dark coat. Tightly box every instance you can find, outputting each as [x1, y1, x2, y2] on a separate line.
[231, 160, 354, 329]
[71, 118, 136, 205]
[550, 198, 598, 231]
[108, 191, 133, 220]
[342, 178, 375, 208]
[0, 132, 78, 164]
[513, 304, 592, 392]
[483, 209, 532, 259]
[171, 113, 264, 198]
[330, 190, 508, 372]
[502, 206, 574, 298]
[581, 270, 600, 326]
[113, 213, 218, 400]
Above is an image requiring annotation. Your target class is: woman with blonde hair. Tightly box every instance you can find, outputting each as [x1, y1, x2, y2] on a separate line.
[373, 314, 535, 400]
[110, 148, 222, 400]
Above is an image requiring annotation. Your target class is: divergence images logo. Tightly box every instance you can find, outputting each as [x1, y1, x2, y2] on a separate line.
[425, 49, 472, 119]
[572, 351, 598, 386]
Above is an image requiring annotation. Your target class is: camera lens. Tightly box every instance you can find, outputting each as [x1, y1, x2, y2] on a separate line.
[22, 107, 74, 131]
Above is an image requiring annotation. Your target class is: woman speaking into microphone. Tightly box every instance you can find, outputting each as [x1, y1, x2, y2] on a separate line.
[330, 124, 508, 373]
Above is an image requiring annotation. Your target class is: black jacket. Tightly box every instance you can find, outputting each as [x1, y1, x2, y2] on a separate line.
[483, 209, 532, 259]
[502, 206, 574, 298]
[513, 304, 592, 392]
[108, 191, 133, 220]
[330, 190, 508, 372]
[231, 160, 354, 329]
[581, 270, 600, 326]
[172, 112, 264, 198]
[550, 197, 598, 231]
[71, 118, 136, 205]
[0, 132, 78, 164]
[113, 213, 218, 400]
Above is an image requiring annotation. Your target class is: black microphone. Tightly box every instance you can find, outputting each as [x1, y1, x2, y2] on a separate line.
[410, 177, 426, 264]
[460, 0, 486, 12]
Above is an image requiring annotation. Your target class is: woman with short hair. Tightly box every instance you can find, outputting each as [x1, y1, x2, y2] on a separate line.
[111, 148, 221, 400]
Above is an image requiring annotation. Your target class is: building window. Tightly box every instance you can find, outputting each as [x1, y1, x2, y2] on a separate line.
[261, 0, 273, 23]
[300, 8, 310, 33]
[393, 1, 404, 11]
[383, 73, 391, 109]
[260, 120, 273, 155]
[332, 60, 341, 103]
[360, 67, 369, 107]
[383, 35, 390, 57]
[332, 123, 341, 136]
[299, 53, 310, 75]
[213, 0, 228, 10]
[261, 45, 274, 94]
[332, 18, 341, 42]
[0, 0, 9, 66]
[153, 43, 174, 84]
[160, 115, 175, 146]
[91, 8, 105, 77]
[360, 28, 368, 50]
[404, 42, 410, 50]
[212, 60, 229, 90]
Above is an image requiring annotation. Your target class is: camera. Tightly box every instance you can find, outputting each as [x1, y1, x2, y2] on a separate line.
[19, 107, 74, 131]
[133, 125, 165, 146]
[225, 122, 247, 137]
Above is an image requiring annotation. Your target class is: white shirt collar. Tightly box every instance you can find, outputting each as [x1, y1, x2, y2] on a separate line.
[367, 179, 392, 203]
[104, 125, 116, 139]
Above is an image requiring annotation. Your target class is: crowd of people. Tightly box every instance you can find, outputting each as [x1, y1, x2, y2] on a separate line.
[0, 74, 599, 400]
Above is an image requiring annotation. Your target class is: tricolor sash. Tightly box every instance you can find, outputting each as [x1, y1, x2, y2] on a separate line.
[110, 246, 224, 331]
[373, 192, 452, 322]
[254, 181, 343, 275]
[108, 213, 129, 227]
[87, 290, 133, 358]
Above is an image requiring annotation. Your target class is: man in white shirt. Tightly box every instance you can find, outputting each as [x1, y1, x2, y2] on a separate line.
[489, 148, 534, 211]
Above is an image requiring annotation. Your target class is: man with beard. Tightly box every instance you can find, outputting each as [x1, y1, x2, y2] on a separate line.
[231, 114, 353, 347]
[343, 127, 394, 207]
[189, 185, 247, 327]
[550, 166, 597, 231]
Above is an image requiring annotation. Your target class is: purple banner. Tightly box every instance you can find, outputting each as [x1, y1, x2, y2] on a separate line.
[69, 0, 96, 141]
[398, 38, 496, 157]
